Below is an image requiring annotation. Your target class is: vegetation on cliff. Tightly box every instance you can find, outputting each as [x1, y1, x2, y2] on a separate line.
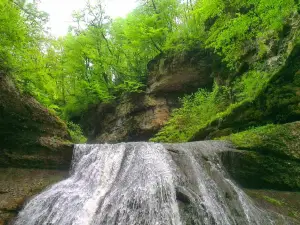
[1, 1, 300, 223]
[221, 122, 300, 160]
[0, 0, 300, 146]
[2, 0, 299, 124]
[152, 0, 300, 142]
[219, 122, 300, 190]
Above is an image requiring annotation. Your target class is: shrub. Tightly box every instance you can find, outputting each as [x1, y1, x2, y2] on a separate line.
[151, 84, 231, 142]
[67, 122, 87, 144]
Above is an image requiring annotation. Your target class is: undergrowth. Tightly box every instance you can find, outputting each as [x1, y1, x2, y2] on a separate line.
[67, 122, 87, 144]
[151, 69, 274, 143]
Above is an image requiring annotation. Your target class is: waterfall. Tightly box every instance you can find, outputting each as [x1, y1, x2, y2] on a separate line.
[15, 141, 288, 225]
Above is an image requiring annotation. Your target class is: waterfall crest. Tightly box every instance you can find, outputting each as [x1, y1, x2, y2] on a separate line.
[15, 142, 288, 225]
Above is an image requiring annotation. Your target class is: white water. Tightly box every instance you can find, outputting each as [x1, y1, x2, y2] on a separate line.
[15, 142, 287, 225]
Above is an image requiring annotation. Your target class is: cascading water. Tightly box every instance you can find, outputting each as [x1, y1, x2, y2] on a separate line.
[14, 141, 289, 225]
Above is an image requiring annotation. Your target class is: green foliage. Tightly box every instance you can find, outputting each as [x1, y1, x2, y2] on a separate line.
[67, 122, 87, 144]
[0, 0, 59, 110]
[220, 122, 300, 160]
[114, 81, 145, 95]
[1, 0, 299, 144]
[149, 0, 297, 69]
[0, 0, 27, 74]
[151, 84, 231, 142]
[197, 0, 297, 68]
[152, 63, 291, 143]
[1, 0, 150, 119]
[232, 70, 271, 101]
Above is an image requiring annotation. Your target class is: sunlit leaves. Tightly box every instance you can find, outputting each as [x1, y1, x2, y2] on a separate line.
[2, 0, 298, 121]
[199, 0, 297, 68]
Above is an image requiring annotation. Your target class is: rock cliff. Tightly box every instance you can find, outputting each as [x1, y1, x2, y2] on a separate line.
[0, 75, 73, 224]
[0, 75, 73, 170]
[77, 49, 221, 143]
[191, 44, 300, 141]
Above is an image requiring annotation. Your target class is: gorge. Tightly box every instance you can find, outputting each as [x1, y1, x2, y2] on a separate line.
[1, 0, 300, 224]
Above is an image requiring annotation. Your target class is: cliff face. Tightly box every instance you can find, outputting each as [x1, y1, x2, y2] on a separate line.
[78, 50, 221, 143]
[0, 168, 67, 225]
[0, 75, 73, 170]
[79, 43, 300, 145]
[0, 75, 73, 224]
[191, 44, 300, 141]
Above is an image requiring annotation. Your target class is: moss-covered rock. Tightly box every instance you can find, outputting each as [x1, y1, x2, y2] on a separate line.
[0, 75, 73, 169]
[191, 44, 300, 141]
[219, 122, 300, 190]
[221, 122, 300, 160]
[221, 150, 300, 190]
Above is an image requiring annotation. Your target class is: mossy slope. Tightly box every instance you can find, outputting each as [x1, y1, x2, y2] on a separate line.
[191, 44, 300, 141]
[220, 122, 300, 191]
[245, 189, 300, 223]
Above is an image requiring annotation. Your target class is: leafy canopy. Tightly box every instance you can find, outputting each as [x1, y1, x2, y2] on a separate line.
[1, 0, 299, 142]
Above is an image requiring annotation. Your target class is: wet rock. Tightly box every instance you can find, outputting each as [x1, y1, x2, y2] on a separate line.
[216, 121, 300, 191]
[245, 189, 300, 223]
[0, 168, 67, 224]
[220, 149, 300, 191]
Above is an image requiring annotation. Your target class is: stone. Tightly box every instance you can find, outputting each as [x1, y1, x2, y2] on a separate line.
[147, 50, 215, 93]
[77, 49, 220, 143]
[244, 189, 300, 223]
[220, 149, 300, 191]
[90, 93, 175, 143]
[190, 44, 300, 141]
[0, 168, 67, 224]
[0, 75, 73, 169]
[218, 121, 300, 191]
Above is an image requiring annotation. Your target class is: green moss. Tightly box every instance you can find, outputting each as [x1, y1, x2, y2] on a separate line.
[220, 122, 300, 160]
[219, 122, 300, 190]
[221, 150, 300, 190]
[262, 196, 283, 206]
